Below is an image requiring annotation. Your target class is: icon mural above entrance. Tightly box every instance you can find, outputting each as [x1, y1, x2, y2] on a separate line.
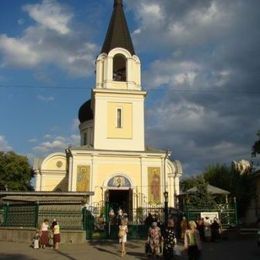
[107, 175, 131, 188]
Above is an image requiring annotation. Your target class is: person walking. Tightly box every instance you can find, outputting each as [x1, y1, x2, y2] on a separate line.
[180, 216, 188, 240]
[204, 217, 212, 242]
[52, 220, 61, 250]
[118, 219, 128, 257]
[148, 221, 162, 258]
[211, 218, 220, 242]
[184, 220, 202, 260]
[196, 218, 205, 241]
[162, 218, 177, 260]
[39, 219, 49, 249]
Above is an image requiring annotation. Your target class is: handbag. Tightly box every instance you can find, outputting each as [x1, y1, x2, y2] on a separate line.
[174, 244, 182, 256]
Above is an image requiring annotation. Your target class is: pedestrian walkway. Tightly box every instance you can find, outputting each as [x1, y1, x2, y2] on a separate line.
[0, 237, 259, 260]
[0, 240, 149, 260]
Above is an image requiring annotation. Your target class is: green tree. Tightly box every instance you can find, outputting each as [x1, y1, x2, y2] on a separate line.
[181, 163, 254, 217]
[180, 176, 200, 192]
[0, 151, 34, 191]
[252, 130, 260, 156]
[184, 176, 217, 208]
[202, 164, 254, 217]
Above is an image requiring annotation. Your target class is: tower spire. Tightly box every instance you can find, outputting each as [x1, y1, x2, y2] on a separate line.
[101, 0, 135, 55]
[114, 0, 123, 7]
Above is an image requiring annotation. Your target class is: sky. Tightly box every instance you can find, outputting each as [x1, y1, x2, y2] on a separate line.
[0, 0, 259, 177]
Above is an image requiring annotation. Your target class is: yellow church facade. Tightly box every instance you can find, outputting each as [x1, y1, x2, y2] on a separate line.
[34, 0, 183, 218]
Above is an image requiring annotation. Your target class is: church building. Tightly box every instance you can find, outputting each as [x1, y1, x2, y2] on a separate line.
[34, 0, 183, 219]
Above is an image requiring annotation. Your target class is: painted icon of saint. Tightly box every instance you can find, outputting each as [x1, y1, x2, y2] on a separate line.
[150, 173, 160, 203]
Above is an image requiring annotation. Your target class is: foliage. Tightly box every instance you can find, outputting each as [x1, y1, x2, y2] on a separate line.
[181, 163, 255, 217]
[205, 164, 255, 216]
[0, 151, 34, 191]
[252, 130, 260, 157]
[180, 176, 199, 192]
[184, 176, 217, 209]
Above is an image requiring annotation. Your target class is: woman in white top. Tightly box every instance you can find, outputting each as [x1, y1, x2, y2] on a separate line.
[40, 219, 49, 248]
[118, 219, 128, 256]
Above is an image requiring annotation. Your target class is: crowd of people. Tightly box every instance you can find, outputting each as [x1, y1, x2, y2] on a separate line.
[30, 209, 221, 259]
[32, 218, 61, 250]
[142, 213, 222, 259]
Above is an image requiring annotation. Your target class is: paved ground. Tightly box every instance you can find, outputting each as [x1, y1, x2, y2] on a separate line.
[0, 237, 259, 260]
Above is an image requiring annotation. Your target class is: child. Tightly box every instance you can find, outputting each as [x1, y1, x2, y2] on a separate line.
[32, 230, 40, 249]
[52, 220, 61, 250]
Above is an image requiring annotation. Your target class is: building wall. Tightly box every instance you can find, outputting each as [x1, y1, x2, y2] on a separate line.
[93, 90, 145, 151]
[34, 153, 67, 192]
[36, 150, 181, 209]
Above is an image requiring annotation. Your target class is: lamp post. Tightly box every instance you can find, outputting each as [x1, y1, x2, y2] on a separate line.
[105, 191, 109, 223]
[164, 191, 169, 224]
[105, 191, 110, 238]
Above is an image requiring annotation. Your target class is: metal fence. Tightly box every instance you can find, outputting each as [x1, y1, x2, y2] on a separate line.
[0, 203, 84, 230]
[183, 203, 238, 227]
[82, 204, 183, 240]
[0, 203, 184, 240]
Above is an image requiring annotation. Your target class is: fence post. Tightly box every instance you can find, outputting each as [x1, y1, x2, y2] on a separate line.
[3, 203, 9, 226]
[82, 207, 86, 230]
[34, 201, 39, 228]
[234, 197, 238, 225]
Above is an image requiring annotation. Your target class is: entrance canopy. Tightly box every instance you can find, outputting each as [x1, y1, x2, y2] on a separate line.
[186, 184, 230, 195]
[0, 191, 94, 205]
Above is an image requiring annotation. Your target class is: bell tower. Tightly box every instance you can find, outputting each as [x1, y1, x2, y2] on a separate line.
[92, 0, 146, 151]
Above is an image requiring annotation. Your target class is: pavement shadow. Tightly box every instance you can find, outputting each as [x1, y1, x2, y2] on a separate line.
[88, 239, 148, 258]
[94, 246, 120, 257]
[126, 252, 148, 260]
[54, 250, 78, 260]
[0, 254, 36, 260]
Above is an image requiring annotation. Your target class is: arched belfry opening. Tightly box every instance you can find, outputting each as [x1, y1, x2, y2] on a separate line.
[113, 54, 126, 81]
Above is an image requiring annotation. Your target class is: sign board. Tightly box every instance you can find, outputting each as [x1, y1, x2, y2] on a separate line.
[200, 212, 219, 223]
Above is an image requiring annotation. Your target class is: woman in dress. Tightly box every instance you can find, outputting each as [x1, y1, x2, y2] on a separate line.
[148, 221, 162, 258]
[184, 221, 202, 260]
[118, 219, 128, 257]
[162, 218, 177, 259]
[40, 219, 49, 248]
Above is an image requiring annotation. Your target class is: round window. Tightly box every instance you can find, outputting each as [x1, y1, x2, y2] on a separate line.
[56, 161, 63, 168]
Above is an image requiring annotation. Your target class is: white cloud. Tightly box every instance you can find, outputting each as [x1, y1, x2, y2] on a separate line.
[0, 0, 97, 77]
[144, 60, 200, 89]
[0, 135, 12, 151]
[28, 138, 37, 143]
[33, 139, 65, 153]
[130, 0, 234, 50]
[72, 118, 79, 131]
[23, 0, 72, 35]
[17, 18, 25, 25]
[44, 134, 52, 139]
[0, 35, 40, 67]
[33, 134, 80, 154]
[70, 134, 80, 144]
[37, 95, 55, 102]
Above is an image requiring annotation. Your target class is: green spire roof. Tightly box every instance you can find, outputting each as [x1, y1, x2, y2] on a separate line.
[101, 0, 135, 55]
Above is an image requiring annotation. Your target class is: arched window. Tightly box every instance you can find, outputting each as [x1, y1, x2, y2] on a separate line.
[116, 108, 122, 128]
[113, 54, 126, 81]
[83, 132, 87, 145]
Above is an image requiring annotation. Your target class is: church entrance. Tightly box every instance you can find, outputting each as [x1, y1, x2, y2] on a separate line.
[108, 189, 133, 221]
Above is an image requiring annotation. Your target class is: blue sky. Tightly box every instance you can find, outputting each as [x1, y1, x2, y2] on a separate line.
[0, 0, 259, 176]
